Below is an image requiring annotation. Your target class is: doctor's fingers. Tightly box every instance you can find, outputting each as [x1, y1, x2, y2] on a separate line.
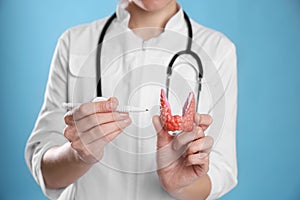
[70, 137, 106, 164]
[172, 126, 204, 151]
[71, 129, 124, 164]
[73, 112, 129, 132]
[64, 125, 77, 142]
[184, 153, 209, 172]
[77, 118, 131, 144]
[194, 114, 213, 131]
[64, 118, 131, 143]
[185, 136, 214, 155]
[64, 97, 119, 123]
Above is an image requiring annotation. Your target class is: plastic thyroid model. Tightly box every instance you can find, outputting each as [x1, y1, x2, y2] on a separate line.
[159, 89, 195, 135]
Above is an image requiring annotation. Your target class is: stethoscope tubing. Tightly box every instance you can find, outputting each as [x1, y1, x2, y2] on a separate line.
[96, 11, 203, 111]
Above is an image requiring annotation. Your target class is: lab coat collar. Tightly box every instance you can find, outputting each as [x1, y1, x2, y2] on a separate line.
[116, 0, 186, 32]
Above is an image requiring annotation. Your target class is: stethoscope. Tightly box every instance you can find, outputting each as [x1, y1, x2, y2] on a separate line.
[96, 11, 203, 111]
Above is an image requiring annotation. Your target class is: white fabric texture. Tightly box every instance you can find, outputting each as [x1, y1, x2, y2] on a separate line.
[25, 2, 238, 200]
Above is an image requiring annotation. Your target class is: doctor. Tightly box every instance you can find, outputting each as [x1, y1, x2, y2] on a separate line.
[25, 0, 238, 199]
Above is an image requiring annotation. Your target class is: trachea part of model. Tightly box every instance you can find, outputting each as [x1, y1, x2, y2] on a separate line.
[160, 89, 195, 135]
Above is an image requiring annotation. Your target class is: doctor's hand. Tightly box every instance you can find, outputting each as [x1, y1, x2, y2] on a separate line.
[153, 114, 214, 199]
[63, 97, 131, 165]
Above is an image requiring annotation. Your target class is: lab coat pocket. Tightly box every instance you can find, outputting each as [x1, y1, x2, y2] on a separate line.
[68, 54, 97, 103]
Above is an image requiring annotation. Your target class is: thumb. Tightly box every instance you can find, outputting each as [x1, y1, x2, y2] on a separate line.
[93, 97, 119, 113]
[152, 115, 173, 149]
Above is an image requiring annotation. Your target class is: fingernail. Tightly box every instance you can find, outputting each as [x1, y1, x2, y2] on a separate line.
[107, 101, 115, 110]
[119, 112, 129, 117]
[123, 118, 131, 125]
[118, 113, 129, 120]
[199, 153, 207, 159]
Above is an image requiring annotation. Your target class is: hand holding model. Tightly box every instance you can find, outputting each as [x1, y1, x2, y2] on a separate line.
[153, 90, 214, 199]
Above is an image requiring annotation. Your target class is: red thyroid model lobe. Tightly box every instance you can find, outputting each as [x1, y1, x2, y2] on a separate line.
[160, 89, 195, 135]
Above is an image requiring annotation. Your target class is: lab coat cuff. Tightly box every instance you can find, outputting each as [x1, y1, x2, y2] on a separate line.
[206, 164, 238, 200]
[206, 169, 220, 200]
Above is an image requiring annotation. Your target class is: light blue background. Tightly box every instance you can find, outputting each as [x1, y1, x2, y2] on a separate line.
[0, 0, 299, 199]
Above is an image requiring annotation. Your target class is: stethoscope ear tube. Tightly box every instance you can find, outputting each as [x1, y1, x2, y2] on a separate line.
[166, 49, 203, 111]
[96, 13, 117, 97]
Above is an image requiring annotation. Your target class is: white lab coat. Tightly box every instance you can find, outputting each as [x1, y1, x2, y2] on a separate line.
[25, 2, 238, 199]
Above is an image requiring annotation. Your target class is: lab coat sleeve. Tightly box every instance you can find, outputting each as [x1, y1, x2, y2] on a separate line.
[24, 31, 72, 199]
[206, 45, 238, 199]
